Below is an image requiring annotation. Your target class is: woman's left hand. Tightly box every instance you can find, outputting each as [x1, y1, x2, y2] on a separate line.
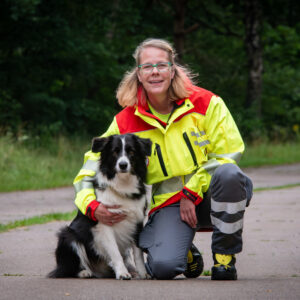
[180, 198, 197, 228]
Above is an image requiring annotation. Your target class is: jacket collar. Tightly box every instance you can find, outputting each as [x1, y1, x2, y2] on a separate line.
[134, 86, 194, 133]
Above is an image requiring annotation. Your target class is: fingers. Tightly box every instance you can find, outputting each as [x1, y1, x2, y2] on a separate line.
[95, 203, 126, 226]
[180, 198, 197, 228]
[107, 214, 127, 226]
[181, 210, 196, 228]
[105, 204, 121, 209]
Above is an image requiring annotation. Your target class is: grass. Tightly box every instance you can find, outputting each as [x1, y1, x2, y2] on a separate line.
[0, 210, 77, 233]
[0, 135, 90, 192]
[0, 136, 300, 192]
[254, 183, 300, 192]
[240, 141, 300, 167]
[202, 270, 212, 276]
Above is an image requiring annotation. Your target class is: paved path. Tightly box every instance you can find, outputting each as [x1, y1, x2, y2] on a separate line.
[0, 164, 300, 299]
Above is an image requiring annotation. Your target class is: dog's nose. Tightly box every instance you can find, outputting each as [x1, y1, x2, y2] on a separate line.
[119, 162, 128, 171]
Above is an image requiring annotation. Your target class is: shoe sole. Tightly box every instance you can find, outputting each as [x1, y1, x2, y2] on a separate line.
[211, 268, 237, 280]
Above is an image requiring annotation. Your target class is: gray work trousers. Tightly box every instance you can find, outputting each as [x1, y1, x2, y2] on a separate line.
[138, 163, 253, 279]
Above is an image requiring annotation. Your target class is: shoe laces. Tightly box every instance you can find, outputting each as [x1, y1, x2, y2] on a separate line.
[214, 254, 234, 269]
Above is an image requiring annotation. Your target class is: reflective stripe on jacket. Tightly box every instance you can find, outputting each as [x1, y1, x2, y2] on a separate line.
[74, 86, 244, 218]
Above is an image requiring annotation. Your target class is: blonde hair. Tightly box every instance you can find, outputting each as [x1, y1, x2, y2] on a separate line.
[116, 38, 197, 107]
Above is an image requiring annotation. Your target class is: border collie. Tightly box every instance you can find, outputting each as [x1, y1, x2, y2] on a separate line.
[48, 134, 152, 279]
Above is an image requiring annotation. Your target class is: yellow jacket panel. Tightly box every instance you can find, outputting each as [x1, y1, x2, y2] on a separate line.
[74, 86, 244, 219]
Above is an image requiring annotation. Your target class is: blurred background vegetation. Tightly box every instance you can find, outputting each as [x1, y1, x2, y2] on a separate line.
[0, 0, 299, 191]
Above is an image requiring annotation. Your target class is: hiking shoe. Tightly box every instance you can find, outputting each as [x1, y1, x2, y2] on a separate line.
[211, 253, 237, 280]
[183, 244, 204, 278]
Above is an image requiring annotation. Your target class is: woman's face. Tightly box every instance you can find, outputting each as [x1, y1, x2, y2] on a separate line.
[137, 47, 174, 101]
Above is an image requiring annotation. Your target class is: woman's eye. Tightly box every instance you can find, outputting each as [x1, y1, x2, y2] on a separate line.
[142, 65, 152, 70]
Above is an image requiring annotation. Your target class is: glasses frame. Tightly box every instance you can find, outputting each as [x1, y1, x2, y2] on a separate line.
[138, 62, 173, 73]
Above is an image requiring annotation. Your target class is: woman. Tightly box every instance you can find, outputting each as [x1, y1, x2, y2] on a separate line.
[73, 38, 253, 280]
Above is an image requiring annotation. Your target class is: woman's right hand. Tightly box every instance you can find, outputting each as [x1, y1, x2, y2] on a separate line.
[94, 203, 126, 226]
[180, 197, 197, 228]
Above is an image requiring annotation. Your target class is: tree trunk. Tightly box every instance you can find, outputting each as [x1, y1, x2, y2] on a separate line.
[174, 0, 187, 62]
[244, 0, 263, 117]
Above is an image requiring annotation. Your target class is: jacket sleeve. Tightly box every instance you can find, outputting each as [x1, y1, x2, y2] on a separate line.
[73, 117, 120, 220]
[180, 95, 245, 205]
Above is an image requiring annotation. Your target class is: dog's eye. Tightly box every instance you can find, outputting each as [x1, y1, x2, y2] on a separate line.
[125, 147, 134, 156]
[113, 147, 120, 156]
[126, 148, 134, 156]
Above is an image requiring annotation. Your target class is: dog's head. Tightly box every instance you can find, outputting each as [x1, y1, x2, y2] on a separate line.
[92, 134, 152, 180]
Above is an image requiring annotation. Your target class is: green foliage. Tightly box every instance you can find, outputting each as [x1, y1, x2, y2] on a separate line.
[262, 24, 300, 140]
[0, 0, 299, 141]
[0, 90, 22, 134]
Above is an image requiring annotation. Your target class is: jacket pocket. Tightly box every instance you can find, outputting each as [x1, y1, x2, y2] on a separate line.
[183, 132, 198, 167]
[154, 143, 168, 177]
[182, 128, 209, 165]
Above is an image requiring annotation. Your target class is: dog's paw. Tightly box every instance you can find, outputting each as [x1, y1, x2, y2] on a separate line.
[130, 271, 139, 279]
[116, 272, 132, 280]
[137, 272, 151, 280]
[78, 269, 93, 278]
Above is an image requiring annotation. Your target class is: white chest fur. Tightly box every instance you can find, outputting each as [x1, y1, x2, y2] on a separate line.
[94, 171, 146, 250]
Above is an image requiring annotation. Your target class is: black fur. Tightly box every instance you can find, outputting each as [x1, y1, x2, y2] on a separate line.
[48, 211, 100, 278]
[94, 134, 151, 183]
[48, 134, 152, 278]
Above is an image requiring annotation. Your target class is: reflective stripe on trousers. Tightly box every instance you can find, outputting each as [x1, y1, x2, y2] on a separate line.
[209, 163, 253, 254]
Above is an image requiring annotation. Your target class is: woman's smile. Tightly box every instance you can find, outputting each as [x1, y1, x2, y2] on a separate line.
[137, 47, 174, 106]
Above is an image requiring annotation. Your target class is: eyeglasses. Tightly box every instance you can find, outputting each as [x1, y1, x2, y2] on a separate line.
[138, 62, 173, 74]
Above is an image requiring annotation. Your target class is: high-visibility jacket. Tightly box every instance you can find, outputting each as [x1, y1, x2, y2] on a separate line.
[74, 86, 244, 220]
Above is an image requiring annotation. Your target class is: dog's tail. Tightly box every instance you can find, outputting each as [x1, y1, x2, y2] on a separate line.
[48, 226, 80, 278]
[47, 267, 67, 278]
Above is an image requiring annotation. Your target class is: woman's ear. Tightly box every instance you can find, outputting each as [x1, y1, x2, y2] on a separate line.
[171, 67, 175, 79]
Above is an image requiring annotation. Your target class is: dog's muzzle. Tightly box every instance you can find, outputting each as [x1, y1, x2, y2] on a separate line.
[116, 158, 130, 173]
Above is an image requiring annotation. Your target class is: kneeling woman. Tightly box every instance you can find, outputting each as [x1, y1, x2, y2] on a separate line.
[73, 38, 253, 280]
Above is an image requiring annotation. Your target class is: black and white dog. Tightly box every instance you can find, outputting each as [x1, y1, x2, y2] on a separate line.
[48, 134, 152, 279]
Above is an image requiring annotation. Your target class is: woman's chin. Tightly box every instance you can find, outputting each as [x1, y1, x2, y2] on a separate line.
[147, 87, 167, 98]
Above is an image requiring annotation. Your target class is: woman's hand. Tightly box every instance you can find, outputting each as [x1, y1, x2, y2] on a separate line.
[180, 198, 197, 228]
[94, 203, 126, 226]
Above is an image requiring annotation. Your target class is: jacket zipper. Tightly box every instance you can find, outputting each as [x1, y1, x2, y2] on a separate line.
[183, 132, 198, 167]
[155, 143, 168, 176]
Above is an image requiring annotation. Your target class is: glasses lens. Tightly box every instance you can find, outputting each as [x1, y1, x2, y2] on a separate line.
[141, 64, 153, 73]
[157, 63, 169, 72]
[139, 62, 171, 73]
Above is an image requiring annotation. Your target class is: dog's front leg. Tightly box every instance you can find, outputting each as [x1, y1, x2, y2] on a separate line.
[132, 244, 148, 279]
[123, 248, 139, 278]
[93, 226, 131, 280]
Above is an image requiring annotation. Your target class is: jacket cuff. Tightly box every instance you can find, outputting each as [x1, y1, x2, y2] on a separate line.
[180, 187, 203, 206]
[85, 200, 100, 221]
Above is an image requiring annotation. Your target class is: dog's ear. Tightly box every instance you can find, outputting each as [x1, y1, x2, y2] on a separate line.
[91, 137, 109, 153]
[138, 137, 152, 156]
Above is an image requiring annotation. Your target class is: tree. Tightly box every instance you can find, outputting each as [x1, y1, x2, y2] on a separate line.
[244, 0, 263, 117]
